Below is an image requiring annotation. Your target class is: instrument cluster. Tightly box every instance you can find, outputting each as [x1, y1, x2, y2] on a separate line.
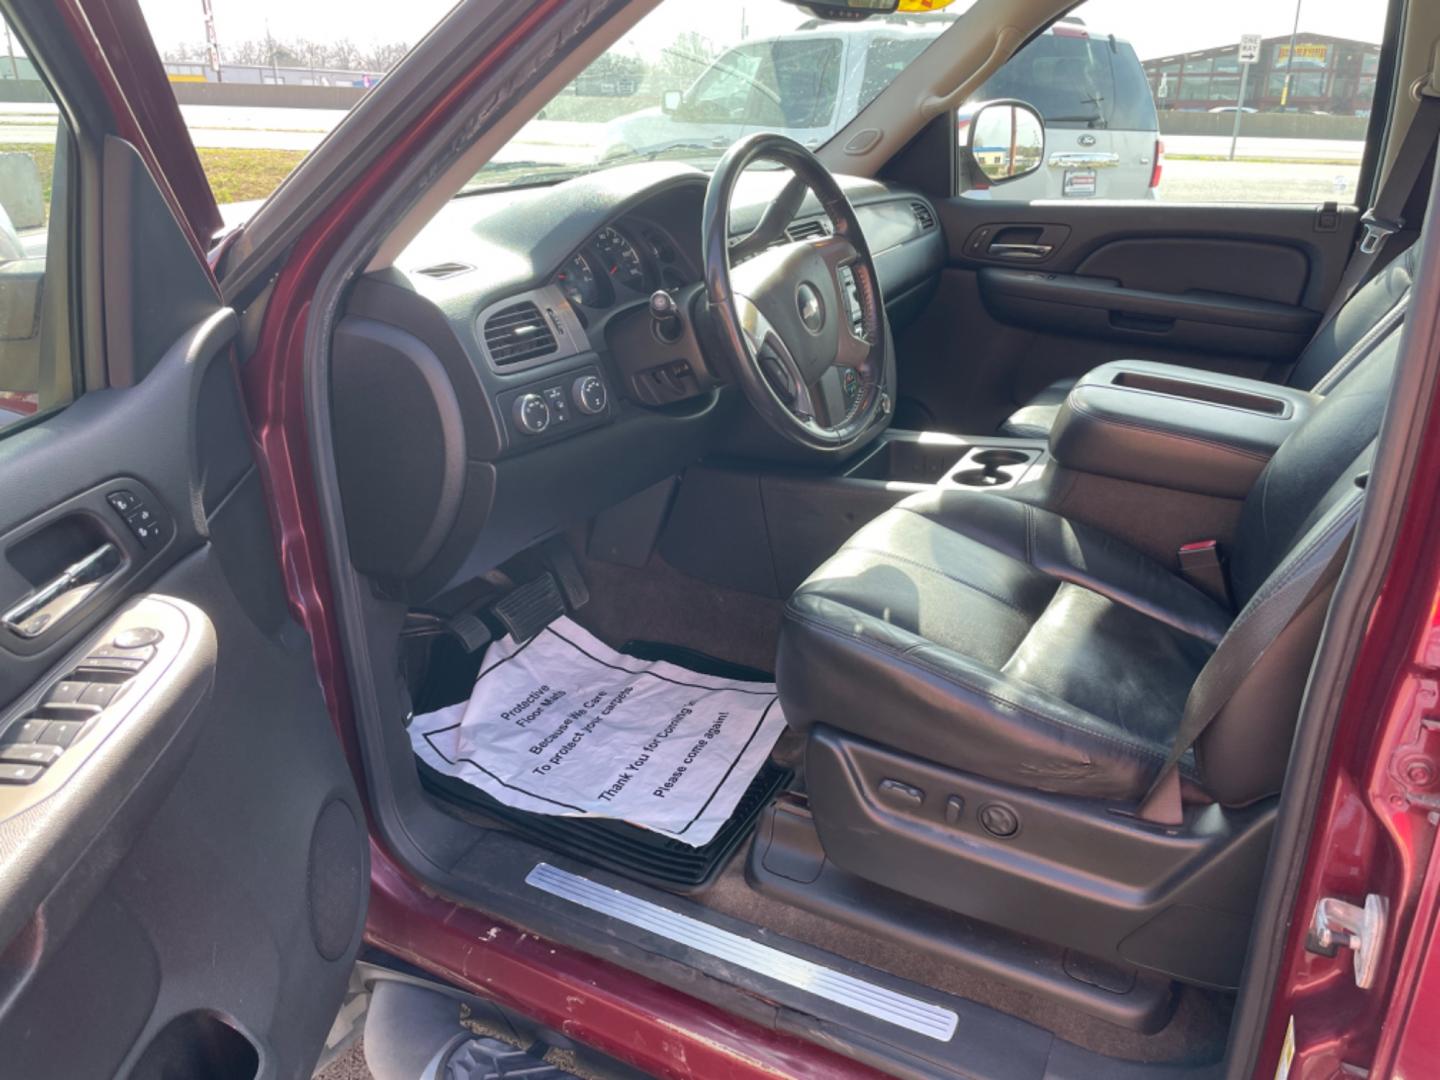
[553, 219, 692, 318]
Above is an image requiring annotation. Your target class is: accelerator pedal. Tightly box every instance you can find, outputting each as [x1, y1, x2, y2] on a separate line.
[490, 573, 566, 644]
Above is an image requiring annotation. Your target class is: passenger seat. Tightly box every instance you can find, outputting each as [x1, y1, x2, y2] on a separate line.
[998, 245, 1418, 438]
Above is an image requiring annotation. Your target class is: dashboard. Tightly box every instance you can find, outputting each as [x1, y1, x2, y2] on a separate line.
[331, 162, 944, 597]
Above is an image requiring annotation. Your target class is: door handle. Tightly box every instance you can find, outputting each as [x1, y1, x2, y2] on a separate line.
[987, 242, 1054, 260]
[3, 542, 121, 639]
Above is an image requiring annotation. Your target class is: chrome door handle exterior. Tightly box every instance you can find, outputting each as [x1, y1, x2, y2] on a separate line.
[2, 543, 121, 638]
[987, 243, 1054, 259]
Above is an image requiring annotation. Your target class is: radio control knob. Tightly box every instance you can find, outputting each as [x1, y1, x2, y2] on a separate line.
[513, 392, 550, 434]
[572, 374, 608, 415]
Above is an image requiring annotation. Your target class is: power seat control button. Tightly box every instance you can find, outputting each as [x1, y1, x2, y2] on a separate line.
[513, 393, 551, 435]
[877, 777, 924, 809]
[979, 802, 1020, 838]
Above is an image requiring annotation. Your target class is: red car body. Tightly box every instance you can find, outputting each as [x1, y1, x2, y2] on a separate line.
[59, 1, 1440, 1076]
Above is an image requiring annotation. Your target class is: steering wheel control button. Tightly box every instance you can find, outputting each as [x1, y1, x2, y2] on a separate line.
[572, 374, 608, 415]
[0, 743, 63, 767]
[978, 803, 1020, 838]
[0, 762, 45, 784]
[106, 490, 140, 514]
[114, 627, 162, 649]
[877, 778, 924, 809]
[513, 393, 551, 435]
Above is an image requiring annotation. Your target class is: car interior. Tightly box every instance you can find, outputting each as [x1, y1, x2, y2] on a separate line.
[0, 0, 1432, 1076]
[291, 0, 1435, 1075]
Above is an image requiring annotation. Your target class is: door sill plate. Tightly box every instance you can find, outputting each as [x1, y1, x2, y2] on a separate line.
[525, 862, 959, 1042]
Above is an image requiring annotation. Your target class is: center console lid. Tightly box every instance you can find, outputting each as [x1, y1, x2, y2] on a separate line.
[1049, 359, 1317, 499]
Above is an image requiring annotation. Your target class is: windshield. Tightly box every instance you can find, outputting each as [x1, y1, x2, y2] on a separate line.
[464, 1, 964, 191]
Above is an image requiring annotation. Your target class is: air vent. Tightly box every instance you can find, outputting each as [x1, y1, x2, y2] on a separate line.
[416, 261, 474, 279]
[786, 219, 830, 242]
[911, 202, 936, 231]
[483, 301, 558, 367]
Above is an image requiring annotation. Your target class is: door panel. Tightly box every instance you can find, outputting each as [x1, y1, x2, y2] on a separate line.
[0, 43, 365, 1080]
[896, 199, 1358, 433]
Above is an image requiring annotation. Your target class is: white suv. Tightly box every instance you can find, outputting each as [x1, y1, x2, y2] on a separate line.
[600, 16, 1162, 200]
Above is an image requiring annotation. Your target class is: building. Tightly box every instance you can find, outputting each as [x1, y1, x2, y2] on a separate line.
[1142, 33, 1380, 116]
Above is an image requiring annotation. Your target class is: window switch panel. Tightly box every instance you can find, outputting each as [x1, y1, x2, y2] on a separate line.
[0, 762, 45, 784]
[0, 743, 63, 766]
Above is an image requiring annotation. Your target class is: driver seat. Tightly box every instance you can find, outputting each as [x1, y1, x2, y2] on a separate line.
[773, 329, 1397, 986]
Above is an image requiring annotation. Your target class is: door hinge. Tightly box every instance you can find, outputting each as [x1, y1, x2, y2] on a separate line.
[1306, 894, 1388, 989]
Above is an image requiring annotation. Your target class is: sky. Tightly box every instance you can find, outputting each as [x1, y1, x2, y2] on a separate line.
[135, 0, 1388, 66]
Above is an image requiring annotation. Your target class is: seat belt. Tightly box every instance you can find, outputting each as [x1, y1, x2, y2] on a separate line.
[1137, 494, 1363, 826]
[1316, 92, 1440, 332]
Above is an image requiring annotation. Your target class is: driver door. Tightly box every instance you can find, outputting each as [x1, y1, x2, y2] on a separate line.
[0, 4, 367, 1077]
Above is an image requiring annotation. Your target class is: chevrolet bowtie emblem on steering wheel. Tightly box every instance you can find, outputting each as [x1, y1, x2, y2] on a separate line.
[797, 282, 825, 333]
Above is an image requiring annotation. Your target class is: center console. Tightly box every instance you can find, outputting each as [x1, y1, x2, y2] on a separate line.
[1048, 359, 1317, 499]
[843, 430, 1045, 493]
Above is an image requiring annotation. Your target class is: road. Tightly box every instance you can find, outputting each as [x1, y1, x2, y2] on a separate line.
[0, 102, 1366, 206]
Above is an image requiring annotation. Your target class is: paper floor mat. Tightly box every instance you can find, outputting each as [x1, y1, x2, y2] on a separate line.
[410, 617, 786, 847]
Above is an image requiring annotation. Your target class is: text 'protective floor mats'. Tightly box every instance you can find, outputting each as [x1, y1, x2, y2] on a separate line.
[410, 618, 788, 849]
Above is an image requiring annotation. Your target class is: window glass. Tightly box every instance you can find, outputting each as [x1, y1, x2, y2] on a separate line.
[0, 19, 71, 434]
[463, 2, 957, 192]
[137, 0, 458, 227]
[960, 0, 1390, 205]
[975, 32, 1119, 130]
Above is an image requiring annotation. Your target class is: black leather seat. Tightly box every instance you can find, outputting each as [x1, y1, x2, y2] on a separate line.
[999, 245, 1416, 439]
[778, 324, 1399, 808]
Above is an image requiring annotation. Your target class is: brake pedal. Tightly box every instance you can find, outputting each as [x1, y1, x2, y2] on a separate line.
[541, 536, 589, 610]
[491, 573, 566, 643]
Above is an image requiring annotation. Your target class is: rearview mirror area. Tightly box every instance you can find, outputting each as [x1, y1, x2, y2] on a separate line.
[962, 100, 1045, 184]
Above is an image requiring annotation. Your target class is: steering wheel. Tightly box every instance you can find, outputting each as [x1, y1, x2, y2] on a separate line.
[702, 133, 892, 452]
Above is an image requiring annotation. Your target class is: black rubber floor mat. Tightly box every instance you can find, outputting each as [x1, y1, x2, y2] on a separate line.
[419, 757, 791, 892]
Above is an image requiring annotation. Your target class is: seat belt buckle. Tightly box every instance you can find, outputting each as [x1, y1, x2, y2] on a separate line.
[1178, 540, 1232, 608]
[1358, 211, 1403, 255]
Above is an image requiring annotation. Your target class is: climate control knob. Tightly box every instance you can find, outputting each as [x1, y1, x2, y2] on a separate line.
[572, 374, 608, 415]
[513, 392, 551, 434]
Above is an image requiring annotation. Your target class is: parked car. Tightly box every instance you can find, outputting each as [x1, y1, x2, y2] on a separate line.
[601, 15, 1161, 199]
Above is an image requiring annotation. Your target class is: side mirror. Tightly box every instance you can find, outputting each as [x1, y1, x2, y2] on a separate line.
[661, 89, 682, 114]
[961, 100, 1044, 184]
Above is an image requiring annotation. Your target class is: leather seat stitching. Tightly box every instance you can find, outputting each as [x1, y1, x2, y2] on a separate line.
[783, 605, 1174, 767]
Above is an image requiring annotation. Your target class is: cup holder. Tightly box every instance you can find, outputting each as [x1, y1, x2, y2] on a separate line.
[951, 468, 1010, 487]
[969, 449, 1030, 469]
[948, 446, 1037, 489]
